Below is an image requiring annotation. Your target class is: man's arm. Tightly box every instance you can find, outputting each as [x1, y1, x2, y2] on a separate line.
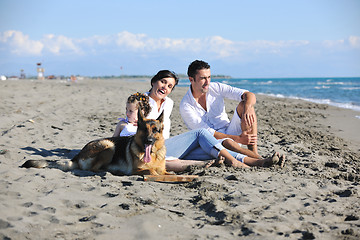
[213, 130, 257, 145]
[180, 100, 257, 145]
[218, 82, 256, 129]
[241, 91, 257, 127]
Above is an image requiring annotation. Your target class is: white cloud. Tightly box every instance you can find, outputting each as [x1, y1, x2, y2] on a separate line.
[42, 34, 81, 54]
[0, 30, 357, 62]
[0, 30, 312, 58]
[0, 30, 81, 56]
[203, 36, 235, 57]
[115, 31, 147, 50]
[349, 36, 360, 48]
[322, 36, 360, 49]
[0, 30, 43, 55]
[83, 35, 112, 46]
[323, 39, 345, 48]
[107, 31, 309, 57]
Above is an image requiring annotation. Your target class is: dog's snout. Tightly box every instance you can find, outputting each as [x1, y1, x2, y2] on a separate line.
[145, 137, 156, 145]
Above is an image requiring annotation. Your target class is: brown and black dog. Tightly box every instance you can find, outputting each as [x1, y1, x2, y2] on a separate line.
[22, 110, 169, 176]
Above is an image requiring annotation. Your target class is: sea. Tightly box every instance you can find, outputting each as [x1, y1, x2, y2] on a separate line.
[178, 77, 360, 118]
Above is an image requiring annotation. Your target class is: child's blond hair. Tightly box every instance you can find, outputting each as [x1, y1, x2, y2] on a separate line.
[127, 92, 151, 117]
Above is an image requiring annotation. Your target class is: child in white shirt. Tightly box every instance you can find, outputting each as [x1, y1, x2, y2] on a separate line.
[113, 92, 151, 137]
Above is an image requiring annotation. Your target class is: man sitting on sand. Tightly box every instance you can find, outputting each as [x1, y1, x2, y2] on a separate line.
[180, 60, 259, 157]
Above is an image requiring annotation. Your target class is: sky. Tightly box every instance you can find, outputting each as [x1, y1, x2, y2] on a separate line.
[0, 0, 359, 78]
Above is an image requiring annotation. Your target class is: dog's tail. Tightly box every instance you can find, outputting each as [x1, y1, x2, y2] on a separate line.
[21, 159, 77, 171]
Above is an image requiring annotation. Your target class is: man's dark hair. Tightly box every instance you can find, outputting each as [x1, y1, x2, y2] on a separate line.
[187, 60, 210, 79]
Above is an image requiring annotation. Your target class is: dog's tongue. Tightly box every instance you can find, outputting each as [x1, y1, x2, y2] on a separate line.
[144, 144, 152, 163]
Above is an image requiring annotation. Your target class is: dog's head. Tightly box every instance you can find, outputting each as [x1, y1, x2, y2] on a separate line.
[135, 109, 165, 163]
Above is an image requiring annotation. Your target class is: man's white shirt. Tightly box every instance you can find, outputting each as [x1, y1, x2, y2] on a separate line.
[180, 82, 248, 135]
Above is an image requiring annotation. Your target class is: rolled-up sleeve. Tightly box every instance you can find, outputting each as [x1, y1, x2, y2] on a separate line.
[217, 82, 248, 101]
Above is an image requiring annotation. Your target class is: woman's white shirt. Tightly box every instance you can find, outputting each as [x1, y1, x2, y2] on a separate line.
[145, 92, 173, 139]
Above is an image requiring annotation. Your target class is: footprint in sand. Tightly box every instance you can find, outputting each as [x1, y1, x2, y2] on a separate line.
[0, 219, 13, 229]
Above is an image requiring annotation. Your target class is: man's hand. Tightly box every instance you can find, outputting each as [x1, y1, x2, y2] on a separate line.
[241, 92, 257, 127]
[232, 131, 257, 145]
[242, 106, 256, 128]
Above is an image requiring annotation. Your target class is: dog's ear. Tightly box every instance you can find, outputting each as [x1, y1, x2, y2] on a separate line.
[156, 111, 164, 123]
[138, 107, 145, 123]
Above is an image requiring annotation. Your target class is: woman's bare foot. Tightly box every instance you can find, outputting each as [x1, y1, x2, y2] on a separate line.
[262, 152, 286, 168]
[278, 154, 286, 168]
[203, 159, 216, 168]
[262, 152, 280, 167]
[202, 156, 226, 168]
[214, 156, 225, 166]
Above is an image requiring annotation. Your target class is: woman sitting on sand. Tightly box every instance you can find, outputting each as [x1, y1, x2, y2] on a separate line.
[113, 70, 285, 171]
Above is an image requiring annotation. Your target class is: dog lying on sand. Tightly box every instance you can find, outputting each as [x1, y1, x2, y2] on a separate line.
[22, 110, 169, 176]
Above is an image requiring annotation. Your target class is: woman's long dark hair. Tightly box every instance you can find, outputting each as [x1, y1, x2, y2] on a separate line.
[149, 70, 179, 92]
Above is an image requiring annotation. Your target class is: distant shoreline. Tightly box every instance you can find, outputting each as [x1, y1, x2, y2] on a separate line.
[3, 75, 359, 81]
[4, 77, 360, 113]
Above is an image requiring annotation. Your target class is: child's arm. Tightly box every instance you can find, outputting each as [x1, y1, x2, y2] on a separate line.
[112, 121, 127, 137]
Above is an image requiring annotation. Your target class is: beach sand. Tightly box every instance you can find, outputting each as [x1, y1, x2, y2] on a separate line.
[1, 78, 359, 239]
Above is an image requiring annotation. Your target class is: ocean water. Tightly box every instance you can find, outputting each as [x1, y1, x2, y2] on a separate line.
[178, 77, 360, 113]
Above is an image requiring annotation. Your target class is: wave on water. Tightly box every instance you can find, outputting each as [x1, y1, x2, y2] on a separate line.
[179, 77, 360, 113]
[314, 86, 330, 89]
[259, 93, 360, 112]
[253, 80, 273, 85]
[341, 87, 360, 90]
[317, 81, 346, 85]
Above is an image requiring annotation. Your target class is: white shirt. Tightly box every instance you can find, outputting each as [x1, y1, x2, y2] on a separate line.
[179, 82, 248, 135]
[119, 123, 137, 137]
[145, 92, 173, 139]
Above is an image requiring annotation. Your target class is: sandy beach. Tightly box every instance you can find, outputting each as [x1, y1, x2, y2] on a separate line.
[0, 78, 359, 239]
